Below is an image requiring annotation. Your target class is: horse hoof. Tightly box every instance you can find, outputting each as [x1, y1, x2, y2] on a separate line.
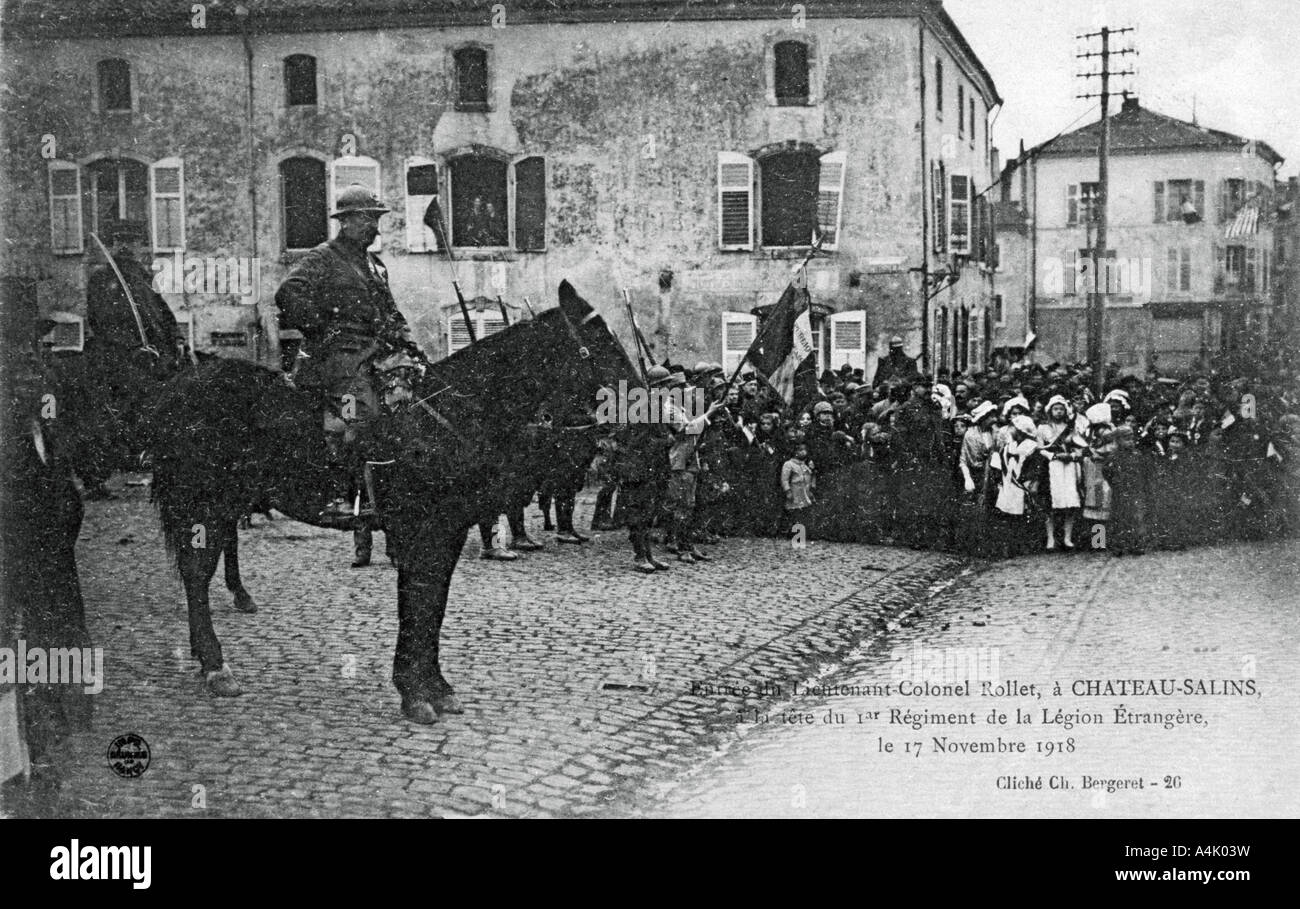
[206, 666, 243, 697]
[433, 693, 465, 715]
[401, 699, 438, 724]
[231, 592, 258, 613]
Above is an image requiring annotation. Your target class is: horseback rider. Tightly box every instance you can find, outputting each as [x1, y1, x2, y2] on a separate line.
[274, 183, 421, 519]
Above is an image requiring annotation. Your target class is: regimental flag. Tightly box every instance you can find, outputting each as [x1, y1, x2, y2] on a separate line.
[745, 280, 817, 407]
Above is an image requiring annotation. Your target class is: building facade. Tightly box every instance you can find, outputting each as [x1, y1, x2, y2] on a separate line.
[2, 0, 999, 381]
[1000, 96, 1284, 375]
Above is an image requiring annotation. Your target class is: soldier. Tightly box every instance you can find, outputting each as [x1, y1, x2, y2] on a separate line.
[83, 219, 186, 497]
[872, 336, 919, 389]
[275, 184, 419, 533]
[662, 373, 727, 562]
[612, 366, 675, 573]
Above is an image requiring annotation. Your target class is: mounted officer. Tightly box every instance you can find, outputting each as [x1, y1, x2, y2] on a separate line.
[275, 184, 421, 520]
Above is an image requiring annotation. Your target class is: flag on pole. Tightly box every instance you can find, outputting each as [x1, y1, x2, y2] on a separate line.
[1225, 191, 1267, 239]
[745, 281, 817, 407]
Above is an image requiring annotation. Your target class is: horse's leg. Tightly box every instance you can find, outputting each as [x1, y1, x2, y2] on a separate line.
[179, 523, 241, 696]
[223, 518, 258, 613]
[392, 528, 464, 723]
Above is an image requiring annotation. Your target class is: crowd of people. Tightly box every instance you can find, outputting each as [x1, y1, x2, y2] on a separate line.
[585, 348, 1300, 563]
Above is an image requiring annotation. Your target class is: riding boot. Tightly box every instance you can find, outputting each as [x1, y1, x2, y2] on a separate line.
[645, 532, 670, 571]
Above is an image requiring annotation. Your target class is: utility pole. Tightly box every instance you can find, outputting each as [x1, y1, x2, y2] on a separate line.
[1077, 25, 1136, 396]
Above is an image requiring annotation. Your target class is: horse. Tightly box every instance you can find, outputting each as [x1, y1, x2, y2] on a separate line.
[146, 281, 639, 724]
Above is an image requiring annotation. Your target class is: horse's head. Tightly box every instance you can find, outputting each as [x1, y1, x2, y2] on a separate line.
[555, 280, 642, 402]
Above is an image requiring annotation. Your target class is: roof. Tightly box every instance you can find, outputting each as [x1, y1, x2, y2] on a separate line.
[0, 0, 997, 100]
[1034, 97, 1283, 166]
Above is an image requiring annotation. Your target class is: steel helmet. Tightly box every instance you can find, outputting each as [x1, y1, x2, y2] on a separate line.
[331, 183, 391, 218]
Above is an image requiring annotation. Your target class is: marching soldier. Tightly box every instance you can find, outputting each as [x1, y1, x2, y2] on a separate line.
[275, 184, 420, 542]
[612, 366, 675, 573]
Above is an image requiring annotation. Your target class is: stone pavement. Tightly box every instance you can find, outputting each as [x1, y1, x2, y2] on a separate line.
[19, 476, 965, 818]
[646, 538, 1300, 818]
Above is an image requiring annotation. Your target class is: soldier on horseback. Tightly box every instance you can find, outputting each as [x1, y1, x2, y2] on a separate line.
[274, 183, 421, 520]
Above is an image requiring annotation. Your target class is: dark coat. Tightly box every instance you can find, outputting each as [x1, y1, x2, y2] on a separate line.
[87, 255, 181, 369]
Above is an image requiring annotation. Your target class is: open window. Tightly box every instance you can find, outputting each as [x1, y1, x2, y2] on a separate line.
[280, 156, 328, 251]
[284, 54, 318, 107]
[948, 174, 973, 256]
[773, 40, 809, 106]
[449, 153, 508, 248]
[454, 46, 490, 112]
[86, 157, 149, 236]
[97, 59, 132, 112]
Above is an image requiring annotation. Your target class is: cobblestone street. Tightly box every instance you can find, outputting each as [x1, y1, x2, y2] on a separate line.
[20, 477, 1298, 819]
[30, 476, 963, 818]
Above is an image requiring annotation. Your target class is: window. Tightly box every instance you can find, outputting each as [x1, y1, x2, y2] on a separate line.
[992, 293, 1005, 325]
[447, 310, 506, 353]
[1067, 248, 1115, 296]
[149, 157, 186, 252]
[935, 59, 943, 119]
[760, 150, 819, 248]
[1067, 182, 1100, 225]
[1154, 179, 1205, 223]
[280, 156, 328, 250]
[773, 41, 810, 106]
[513, 155, 546, 251]
[828, 310, 866, 374]
[449, 154, 508, 247]
[721, 311, 757, 375]
[285, 54, 318, 107]
[454, 46, 489, 112]
[1220, 178, 1247, 223]
[948, 174, 972, 256]
[97, 59, 131, 112]
[48, 160, 83, 255]
[1166, 247, 1192, 293]
[957, 85, 965, 138]
[86, 157, 148, 235]
[1216, 244, 1257, 293]
[717, 152, 754, 250]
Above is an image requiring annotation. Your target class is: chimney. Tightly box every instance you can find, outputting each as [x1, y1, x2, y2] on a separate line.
[1121, 95, 1140, 113]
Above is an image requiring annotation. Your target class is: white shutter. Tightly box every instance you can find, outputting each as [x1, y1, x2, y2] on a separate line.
[48, 160, 83, 255]
[828, 310, 867, 373]
[717, 152, 753, 250]
[404, 156, 440, 253]
[480, 315, 507, 338]
[817, 150, 846, 249]
[948, 174, 972, 256]
[149, 157, 185, 252]
[721, 310, 757, 375]
[330, 155, 382, 250]
[448, 315, 473, 353]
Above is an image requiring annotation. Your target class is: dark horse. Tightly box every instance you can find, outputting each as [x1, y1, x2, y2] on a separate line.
[147, 281, 638, 723]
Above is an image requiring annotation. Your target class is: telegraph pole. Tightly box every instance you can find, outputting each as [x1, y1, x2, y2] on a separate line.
[1077, 26, 1136, 396]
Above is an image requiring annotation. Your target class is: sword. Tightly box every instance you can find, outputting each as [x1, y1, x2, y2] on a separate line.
[90, 232, 158, 358]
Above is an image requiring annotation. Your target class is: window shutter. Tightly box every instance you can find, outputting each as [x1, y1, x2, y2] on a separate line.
[948, 174, 972, 256]
[149, 157, 185, 252]
[717, 152, 754, 250]
[1153, 181, 1165, 223]
[1218, 179, 1229, 224]
[816, 150, 846, 249]
[1067, 184, 1079, 226]
[48, 160, 84, 255]
[1180, 249, 1191, 292]
[828, 310, 867, 373]
[1214, 244, 1225, 294]
[1194, 180, 1205, 221]
[404, 157, 440, 253]
[330, 155, 382, 249]
[1245, 246, 1257, 292]
[1166, 247, 1178, 294]
[448, 315, 473, 354]
[931, 162, 947, 254]
[721, 310, 757, 375]
[513, 155, 546, 251]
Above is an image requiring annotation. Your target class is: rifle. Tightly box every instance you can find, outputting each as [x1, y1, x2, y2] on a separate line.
[621, 288, 650, 384]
